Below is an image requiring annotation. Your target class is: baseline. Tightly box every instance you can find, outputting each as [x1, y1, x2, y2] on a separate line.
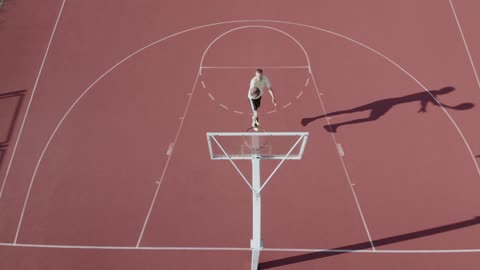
[1, 242, 480, 254]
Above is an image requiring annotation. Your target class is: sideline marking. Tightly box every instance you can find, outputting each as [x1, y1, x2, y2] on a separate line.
[267, 110, 277, 114]
[208, 93, 215, 101]
[0, 0, 67, 200]
[219, 104, 229, 110]
[282, 102, 292, 109]
[201, 81, 206, 89]
[448, 0, 480, 90]
[233, 110, 244, 114]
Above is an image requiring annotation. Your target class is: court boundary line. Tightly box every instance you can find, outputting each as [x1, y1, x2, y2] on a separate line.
[1, 242, 480, 254]
[9, 19, 479, 246]
[0, 0, 67, 200]
[448, 0, 480, 90]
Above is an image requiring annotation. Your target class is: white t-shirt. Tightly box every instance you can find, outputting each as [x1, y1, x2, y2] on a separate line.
[248, 75, 272, 99]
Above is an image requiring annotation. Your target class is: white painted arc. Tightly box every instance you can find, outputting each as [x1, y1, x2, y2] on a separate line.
[198, 25, 311, 70]
[200, 26, 310, 116]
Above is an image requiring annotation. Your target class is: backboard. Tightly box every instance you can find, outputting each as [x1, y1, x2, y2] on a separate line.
[206, 132, 309, 160]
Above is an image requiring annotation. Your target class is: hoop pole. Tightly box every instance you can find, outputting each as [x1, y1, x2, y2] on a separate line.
[206, 131, 309, 270]
[251, 157, 262, 270]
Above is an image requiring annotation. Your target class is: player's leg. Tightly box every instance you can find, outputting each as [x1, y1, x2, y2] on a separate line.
[250, 97, 261, 128]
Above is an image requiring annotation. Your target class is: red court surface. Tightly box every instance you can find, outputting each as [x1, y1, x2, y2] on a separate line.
[1, 0, 480, 269]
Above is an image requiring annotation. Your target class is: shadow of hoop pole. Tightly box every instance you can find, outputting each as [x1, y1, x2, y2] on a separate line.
[259, 216, 480, 269]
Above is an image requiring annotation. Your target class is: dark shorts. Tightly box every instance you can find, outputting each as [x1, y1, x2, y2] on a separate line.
[249, 96, 262, 111]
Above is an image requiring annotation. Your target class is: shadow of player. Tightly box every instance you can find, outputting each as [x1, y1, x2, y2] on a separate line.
[301, 87, 474, 133]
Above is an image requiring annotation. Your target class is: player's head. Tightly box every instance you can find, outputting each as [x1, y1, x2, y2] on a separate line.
[249, 87, 261, 98]
[255, 68, 263, 79]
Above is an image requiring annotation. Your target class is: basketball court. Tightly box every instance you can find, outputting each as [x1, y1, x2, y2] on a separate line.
[1, 1, 480, 269]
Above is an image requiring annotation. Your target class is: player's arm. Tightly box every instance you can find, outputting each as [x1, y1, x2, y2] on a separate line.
[418, 95, 432, 113]
[268, 88, 277, 106]
[265, 77, 277, 106]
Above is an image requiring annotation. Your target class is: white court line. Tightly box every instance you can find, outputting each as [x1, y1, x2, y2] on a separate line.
[296, 91, 304, 99]
[336, 144, 345, 157]
[267, 110, 277, 114]
[207, 93, 215, 101]
[11, 19, 479, 247]
[448, 0, 480, 90]
[0, 242, 250, 251]
[309, 72, 376, 251]
[1, 242, 480, 254]
[201, 81, 206, 89]
[136, 71, 202, 247]
[262, 247, 480, 254]
[233, 110, 244, 114]
[0, 0, 67, 200]
[166, 143, 174, 156]
[282, 102, 292, 109]
[219, 104, 229, 110]
[201, 66, 310, 69]
[305, 78, 310, 87]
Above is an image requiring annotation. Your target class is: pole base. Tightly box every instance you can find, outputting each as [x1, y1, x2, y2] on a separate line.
[250, 239, 263, 249]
